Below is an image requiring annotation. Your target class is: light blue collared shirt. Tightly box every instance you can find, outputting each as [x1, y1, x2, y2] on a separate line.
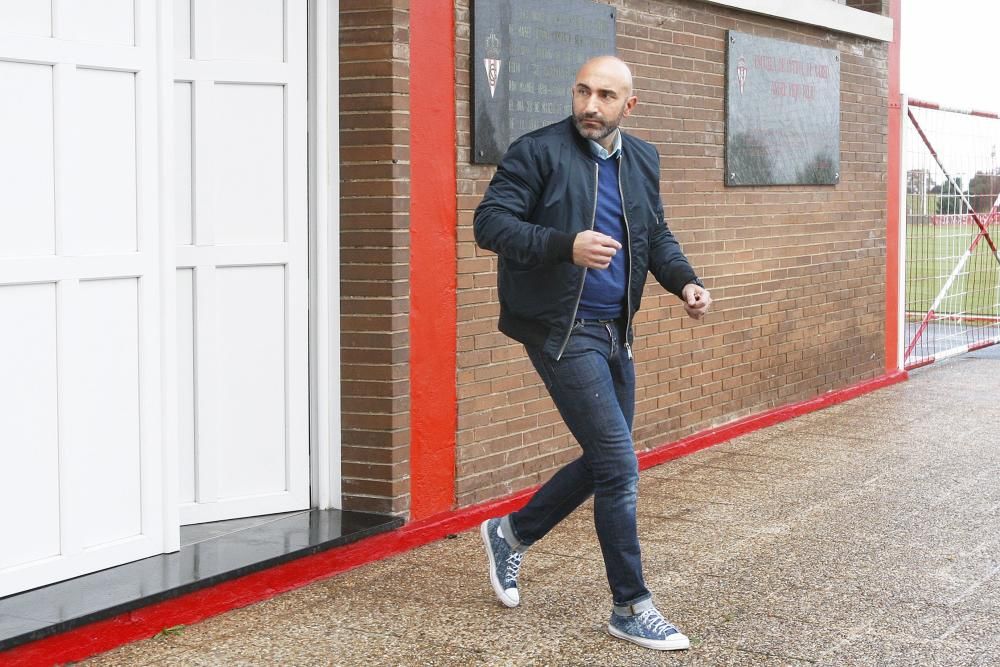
[587, 129, 622, 161]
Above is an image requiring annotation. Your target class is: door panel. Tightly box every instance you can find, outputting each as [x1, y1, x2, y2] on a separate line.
[0, 284, 60, 571]
[0, 0, 162, 598]
[173, 81, 195, 245]
[177, 0, 309, 524]
[212, 0, 285, 63]
[216, 266, 288, 498]
[74, 279, 143, 548]
[63, 69, 139, 255]
[212, 83, 286, 244]
[177, 268, 197, 505]
[0, 61, 55, 257]
[60, 0, 135, 45]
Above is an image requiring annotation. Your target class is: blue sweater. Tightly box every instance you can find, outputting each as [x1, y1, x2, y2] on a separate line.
[577, 154, 627, 320]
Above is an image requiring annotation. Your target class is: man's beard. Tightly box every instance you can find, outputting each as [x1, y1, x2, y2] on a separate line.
[573, 105, 626, 142]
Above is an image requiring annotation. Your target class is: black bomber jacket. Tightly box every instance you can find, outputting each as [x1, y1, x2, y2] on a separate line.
[473, 117, 703, 360]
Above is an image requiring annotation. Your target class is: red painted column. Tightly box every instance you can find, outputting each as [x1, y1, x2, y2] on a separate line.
[885, 0, 902, 370]
[409, 0, 457, 519]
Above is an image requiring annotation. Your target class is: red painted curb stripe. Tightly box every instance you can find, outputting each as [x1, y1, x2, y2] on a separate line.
[0, 496, 535, 667]
[409, 0, 458, 519]
[1, 370, 906, 666]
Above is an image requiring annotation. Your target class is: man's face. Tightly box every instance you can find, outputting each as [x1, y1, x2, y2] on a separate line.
[571, 62, 637, 145]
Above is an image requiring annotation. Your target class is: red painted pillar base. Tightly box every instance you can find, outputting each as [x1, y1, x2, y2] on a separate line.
[409, 0, 458, 519]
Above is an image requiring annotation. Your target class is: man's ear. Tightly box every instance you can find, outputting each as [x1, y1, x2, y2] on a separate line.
[622, 95, 638, 117]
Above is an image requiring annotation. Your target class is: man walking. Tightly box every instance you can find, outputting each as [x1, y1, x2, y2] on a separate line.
[473, 56, 711, 651]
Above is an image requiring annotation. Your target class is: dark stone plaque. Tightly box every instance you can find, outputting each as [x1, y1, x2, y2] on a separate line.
[725, 31, 841, 186]
[472, 0, 616, 164]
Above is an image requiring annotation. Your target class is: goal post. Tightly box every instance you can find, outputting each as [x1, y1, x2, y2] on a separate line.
[902, 97, 1000, 369]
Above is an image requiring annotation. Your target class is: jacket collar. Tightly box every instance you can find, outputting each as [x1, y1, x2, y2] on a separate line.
[565, 116, 626, 160]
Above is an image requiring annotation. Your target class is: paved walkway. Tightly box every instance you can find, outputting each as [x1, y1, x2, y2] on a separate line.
[84, 351, 1000, 666]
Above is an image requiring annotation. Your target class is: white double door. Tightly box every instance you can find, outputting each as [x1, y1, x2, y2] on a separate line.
[0, 0, 310, 598]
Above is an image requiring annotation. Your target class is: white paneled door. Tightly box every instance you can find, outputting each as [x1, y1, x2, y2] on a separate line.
[0, 2, 164, 597]
[0, 0, 312, 596]
[174, 1, 310, 524]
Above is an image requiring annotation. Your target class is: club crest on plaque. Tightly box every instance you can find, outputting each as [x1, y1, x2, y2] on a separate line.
[484, 33, 502, 99]
[737, 56, 747, 95]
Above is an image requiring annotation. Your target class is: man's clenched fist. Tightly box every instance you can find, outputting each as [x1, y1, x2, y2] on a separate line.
[573, 230, 621, 269]
[682, 283, 711, 320]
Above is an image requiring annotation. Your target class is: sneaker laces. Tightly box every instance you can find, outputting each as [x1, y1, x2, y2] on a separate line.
[503, 551, 523, 586]
[637, 609, 676, 636]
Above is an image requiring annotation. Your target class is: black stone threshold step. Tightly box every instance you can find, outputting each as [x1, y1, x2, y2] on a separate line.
[0, 509, 403, 652]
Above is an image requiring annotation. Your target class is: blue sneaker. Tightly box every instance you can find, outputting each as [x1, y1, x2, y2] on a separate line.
[607, 604, 690, 651]
[480, 517, 523, 607]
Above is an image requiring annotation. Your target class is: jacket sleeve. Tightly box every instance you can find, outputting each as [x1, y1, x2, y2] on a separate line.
[647, 152, 702, 297]
[473, 136, 577, 266]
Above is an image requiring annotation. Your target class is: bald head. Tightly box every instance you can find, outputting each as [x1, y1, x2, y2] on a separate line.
[576, 56, 634, 97]
[571, 56, 638, 149]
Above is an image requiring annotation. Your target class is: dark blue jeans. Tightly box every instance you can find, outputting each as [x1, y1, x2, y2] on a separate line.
[507, 318, 650, 608]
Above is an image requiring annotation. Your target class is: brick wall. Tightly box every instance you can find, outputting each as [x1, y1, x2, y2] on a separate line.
[454, 0, 889, 506]
[339, 1, 412, 515]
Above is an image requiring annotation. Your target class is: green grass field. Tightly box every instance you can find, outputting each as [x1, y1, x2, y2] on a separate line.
[905, 221, 1000, 316]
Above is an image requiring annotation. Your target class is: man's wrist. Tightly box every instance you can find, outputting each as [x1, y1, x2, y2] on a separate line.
[686, 277, 705, 289]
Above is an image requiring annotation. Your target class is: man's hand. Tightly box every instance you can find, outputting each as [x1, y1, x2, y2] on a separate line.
[573, 230, 621, 269]
[681, 282, 711, 320]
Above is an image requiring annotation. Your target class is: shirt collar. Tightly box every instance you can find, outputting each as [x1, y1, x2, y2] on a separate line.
[587, 129, 622, 160]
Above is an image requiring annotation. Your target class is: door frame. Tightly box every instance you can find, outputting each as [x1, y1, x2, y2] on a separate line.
[156, 0, 341, 553]
[308, 0, 342, 512]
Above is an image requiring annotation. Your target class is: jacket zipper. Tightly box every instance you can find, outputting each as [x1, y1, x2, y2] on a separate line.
[617, 154, 633, 360]
[556, 161, 599, 361]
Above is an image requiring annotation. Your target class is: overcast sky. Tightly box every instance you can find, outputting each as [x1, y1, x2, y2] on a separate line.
[901, 0, 1000, 112]
[900, 1, 1000, 179]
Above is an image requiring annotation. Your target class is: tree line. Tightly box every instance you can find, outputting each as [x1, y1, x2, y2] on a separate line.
[908, 168, 1000, 215]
